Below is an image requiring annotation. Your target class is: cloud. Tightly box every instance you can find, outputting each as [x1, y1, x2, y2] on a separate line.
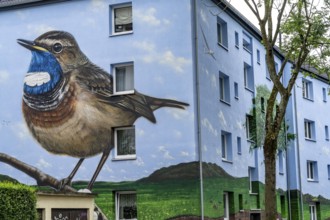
[166, 108, 190, 121]
[104, 164, 113, 173]
[27, 24, 55, 36]
[158, 146, 174, 160]
[36, 158, 52, 169]
[159, 51, 191, 73]
[136, 128, 145, 136]
[133, 157, 145, 166]
[90, 0, 107, 13]
[0, 70, 9, 84]
[135, 8, 161, 26]
[11, 122, 31, 140]
[322, 146, 330, 156]
[180, 151, 189, 157]
[201, 118, 218, 136]
[132, 42, 191, 74]
[173, 130, 182, 138]
[218, 111, 227, 127]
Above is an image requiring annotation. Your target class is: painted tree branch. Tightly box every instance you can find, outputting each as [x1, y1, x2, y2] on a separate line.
[0, 152, 76, 192]
[0, 152, 109, 219]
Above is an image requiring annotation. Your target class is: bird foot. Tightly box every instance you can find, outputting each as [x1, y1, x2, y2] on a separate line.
[58, 177, 72, 191]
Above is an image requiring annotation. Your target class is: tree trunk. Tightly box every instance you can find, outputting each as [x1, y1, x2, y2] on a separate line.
[263, 137, 278, 220]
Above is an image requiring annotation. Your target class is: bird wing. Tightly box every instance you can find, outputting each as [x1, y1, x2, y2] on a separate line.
[99, 93, 156, 123]
[73, 64, 157, 123]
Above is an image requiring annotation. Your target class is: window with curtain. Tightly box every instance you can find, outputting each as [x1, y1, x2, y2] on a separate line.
[113, 63, 134, 95]
[113, 5, 133, 34]
[116, 192, 137, 220]
[114, 127, 136, 160]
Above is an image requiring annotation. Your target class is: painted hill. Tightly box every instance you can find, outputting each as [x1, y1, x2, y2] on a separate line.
[138, 161, 233, 182]
[0, 174, 18, 183]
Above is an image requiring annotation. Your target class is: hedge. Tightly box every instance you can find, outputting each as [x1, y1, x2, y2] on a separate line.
[0, 182, 37, 220]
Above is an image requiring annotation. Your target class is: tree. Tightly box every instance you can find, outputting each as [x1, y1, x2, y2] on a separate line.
[243, 0, 330, 219]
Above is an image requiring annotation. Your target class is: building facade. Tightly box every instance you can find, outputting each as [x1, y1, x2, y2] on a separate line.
[0, 0, 329, 219]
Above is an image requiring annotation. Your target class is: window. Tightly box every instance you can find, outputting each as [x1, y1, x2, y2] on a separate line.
[217, 17, 228, 48]
[246, 114, 255, 141]
[112, 63, 134, 95]
[244, 63, 254, 91]
[248, 167, 257, 193]
[323, 88, 327, 102]
[221, 131, 232, 161]
[307, 161, 318, 181]
[278, 150, 284, 174]
[256, 49, 260, 64]
[325, 126, 329, 141]
[114, 127, 136, 160]
[280, 195, 286, 217]
[238, 194, 243, 210]
[327, 165, 330, 179]
[261, 97, 265, 113]
[304, 119, 315, 140]
[223, 192, 229, 220]
[309, 204, 317, 220]
[302, 78, 313, 100]
[266, 59, 270, 80]
[115, 191, 137, 220]
[242, 32, 252, 52]
[111, 4, 133, 35]
[235, 31, 239, 48]
[237, 137, 241, 155]
[275, 62, 279, 74]
[234, 82, 239, 99]
[219, 72, 230, 103]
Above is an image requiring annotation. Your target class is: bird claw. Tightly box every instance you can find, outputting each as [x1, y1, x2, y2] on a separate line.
[58, 177, 72, 191]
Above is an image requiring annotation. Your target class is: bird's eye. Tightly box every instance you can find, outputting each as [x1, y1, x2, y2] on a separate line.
[53, 43, 63, 53]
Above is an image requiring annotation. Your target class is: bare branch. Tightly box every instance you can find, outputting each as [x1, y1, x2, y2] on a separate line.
[272, 0, 288, 46]
[0, 152, 76, 192]
[244, 0, 262, 21]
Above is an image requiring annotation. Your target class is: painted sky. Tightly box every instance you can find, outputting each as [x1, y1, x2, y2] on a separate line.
[0, 0, 196, 184]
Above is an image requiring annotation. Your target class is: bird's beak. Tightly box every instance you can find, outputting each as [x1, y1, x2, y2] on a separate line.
[17, 39, 48, 52]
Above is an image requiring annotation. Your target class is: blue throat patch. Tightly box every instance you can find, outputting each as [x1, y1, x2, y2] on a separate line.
[24, 50, 63, 95]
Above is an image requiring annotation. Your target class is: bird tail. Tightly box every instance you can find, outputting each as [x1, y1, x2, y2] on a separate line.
[146, 96, 189, 111]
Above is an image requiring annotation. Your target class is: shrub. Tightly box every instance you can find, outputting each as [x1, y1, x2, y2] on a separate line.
[0, 182, 37, 220]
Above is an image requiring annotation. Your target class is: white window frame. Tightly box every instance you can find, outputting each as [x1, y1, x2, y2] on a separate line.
[237, 136, 241, 155]
[219, 72, 230, 104]
[111, 3, 133, 36]
[242, 32, 252, 53]
[323, 87, 327, 102]
[307, 161, 318, 181]
[234, 82, 239, 99]
[114, 126, 136, 160]
[244, 63, 254, 91]
[309, 204, 317, 220]
[302, 79, 313, 100]
[112, 62, 134, 95]
[304, 119, 315, 140]
[246, 114, 254, 141]
[223, 192, 229, 220]
[235, 31, 239, 48]
[115, 191, 137, 220]
[221, 131, 232, 161]
[278, 150, 284, 175]
[217, 17, 228, 48]
[325, 125, 329, 141]
[256, 49, 260, 64]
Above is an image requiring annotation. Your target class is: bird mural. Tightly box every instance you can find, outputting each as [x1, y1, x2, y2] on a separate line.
[17, 30, 189, 191]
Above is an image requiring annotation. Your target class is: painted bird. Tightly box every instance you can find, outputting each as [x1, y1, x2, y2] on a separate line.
[17, 31, 189, 191]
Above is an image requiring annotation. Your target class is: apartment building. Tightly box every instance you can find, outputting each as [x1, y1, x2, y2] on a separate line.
[0, 0, 329, 219]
